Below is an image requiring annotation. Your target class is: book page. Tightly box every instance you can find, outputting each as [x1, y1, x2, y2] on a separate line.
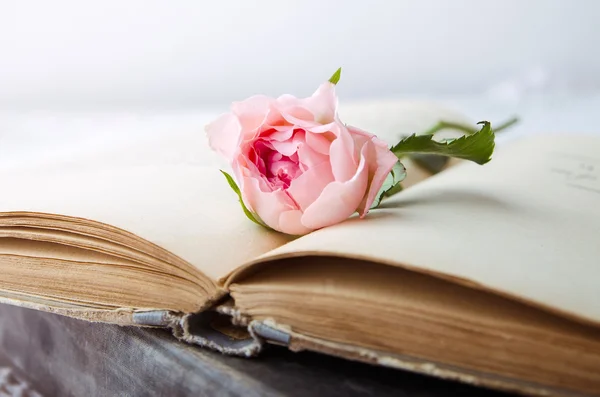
[0, 163, 292, 281]
[0, 112, 292, 280]
[241, 134, 600, 326]
[0, 101, 469, 281]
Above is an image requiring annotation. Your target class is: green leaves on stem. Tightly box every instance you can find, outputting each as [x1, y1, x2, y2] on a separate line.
[371, 121, 497, 209]
[370, 161, 407, 209]
[390, 121, 495, 165]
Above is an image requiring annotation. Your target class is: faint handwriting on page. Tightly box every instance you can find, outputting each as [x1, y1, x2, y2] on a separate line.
[550, 153, 600, 195]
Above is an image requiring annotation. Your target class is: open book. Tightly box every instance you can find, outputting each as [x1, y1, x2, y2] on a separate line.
[1, 102, 599, 397]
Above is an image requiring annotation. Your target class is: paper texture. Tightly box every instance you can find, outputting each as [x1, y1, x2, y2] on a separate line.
[230, 255, 600, 395]
[253, 320, 584, 397]
[0, 164, 291, 280]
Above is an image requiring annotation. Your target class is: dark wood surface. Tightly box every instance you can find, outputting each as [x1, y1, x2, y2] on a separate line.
[0, 304, 514, 397]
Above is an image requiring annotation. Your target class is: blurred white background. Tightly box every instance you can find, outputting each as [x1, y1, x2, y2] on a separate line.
[1, 0, 599, 108]
[1, 0, 600, 170]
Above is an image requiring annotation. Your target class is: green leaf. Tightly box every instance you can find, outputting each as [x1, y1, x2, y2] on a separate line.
[370, 161, 407, 209]
[220, 170, 266, 227]
[328, 67, 342, 85]
[390, 121, 495, 165]
[383, 179, 404, 197]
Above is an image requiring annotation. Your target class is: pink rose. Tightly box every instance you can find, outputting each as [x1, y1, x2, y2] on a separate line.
[206, 80, 398, 235]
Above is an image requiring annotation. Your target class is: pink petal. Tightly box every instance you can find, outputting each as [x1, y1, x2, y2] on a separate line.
[278, 210, 313, 235]
[301, 82, 338, 124]
[287, 161, 335, 211]
[278, 106, 318, 129]
[284, 106, 315, 122]
[264, 109, 290, 128]
[297, 143, 329, 170]
[328, 124, 358, 182]
[270, 141, 298, 156]
[205, 112, 241, 160]
[231, 95, 272, 137]
[300, 152, 369, 230]
[344, 124, 373, 138]
[306, 122, 337, 133]
[267, 128, 294, 141]
[305, 131, 332, 155]
[235, 155, 271, 192]
[241, 176, 298, 232]
[347, 125, 372, 154]
[346, 127, 398, 216]
[270, 130, 306, 156]
[276, 94, 299, 107]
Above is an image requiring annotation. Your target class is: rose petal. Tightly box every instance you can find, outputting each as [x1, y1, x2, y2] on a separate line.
[235, 155, 271, 192]
[283, 106, 314, 122]
[301, 82, 338, 124]
[306, 122, 337, 134]
[232, 95, 272, 137]
[329, 124, 358, 182]
[278, 210, 313, 235]
[266, 128, 294, 141]
[360, 142, 398, 215]
[345, 126, 398, 216]
[241, 175, 297, 230]
[278, 106, 318, 129]
[287, 161, 335, 211]
[276, 94, 299, 107]
[297, 143, 329, 170]
[300, 152, 369, 230]
[214, 81, 393, 236]
[305, 131, 332, 155]
[270, 130, 306, 156]
[344, 124, 373, 139]
[264, 108, 289, 128]
[205, 112, 241, 160]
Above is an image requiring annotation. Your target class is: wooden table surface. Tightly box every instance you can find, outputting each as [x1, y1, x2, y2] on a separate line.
[0, 304, 514, 397]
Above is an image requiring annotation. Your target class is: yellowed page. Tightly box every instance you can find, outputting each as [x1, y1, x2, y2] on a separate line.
[0, 164, 291, 280]
[242, 134, 600, 325]
[230, 257, 600, 395]
[0, 101, 468, 281]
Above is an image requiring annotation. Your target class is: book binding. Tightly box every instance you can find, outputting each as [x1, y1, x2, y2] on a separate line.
[132, 302, 593, 397]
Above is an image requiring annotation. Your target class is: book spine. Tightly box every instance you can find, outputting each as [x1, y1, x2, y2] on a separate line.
[132, 310, 178, 327]
[145, 305, 583, 397]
